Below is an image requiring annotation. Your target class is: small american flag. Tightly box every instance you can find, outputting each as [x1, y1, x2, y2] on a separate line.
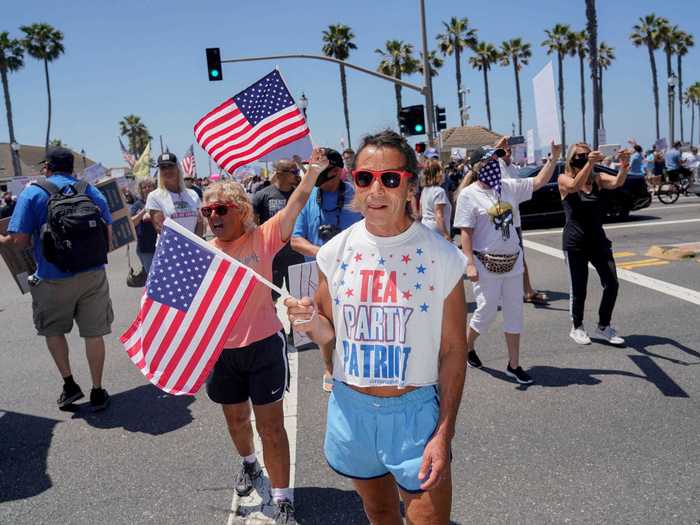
[120, 219, 259, 395]
[119, 137, 136, 168]
[193, 69, 309, 175]
[181, 144, 197, 177]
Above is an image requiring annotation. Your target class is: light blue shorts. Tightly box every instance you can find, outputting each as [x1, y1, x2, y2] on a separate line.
[324, 380, 439, 493]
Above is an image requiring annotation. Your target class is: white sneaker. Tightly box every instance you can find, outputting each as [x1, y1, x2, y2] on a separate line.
[593, 325, 625, 346]
[569, 326, 591, 345]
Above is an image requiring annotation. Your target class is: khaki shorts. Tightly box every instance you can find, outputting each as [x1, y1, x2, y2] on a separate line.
[29, 269, 114, 338]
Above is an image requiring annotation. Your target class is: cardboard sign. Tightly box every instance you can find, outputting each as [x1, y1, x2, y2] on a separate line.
[95, 178, 136, 251]
[0, 218, 37, 294]
[287, 261, 318, 348]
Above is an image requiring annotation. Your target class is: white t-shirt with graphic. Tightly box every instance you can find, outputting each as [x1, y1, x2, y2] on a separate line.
[146, 188, 201, 233]
[316, 220, 467, 388]
[500, 160, 523, 228]
[453, 178, 533, 276]
[420, 185, 452, 235]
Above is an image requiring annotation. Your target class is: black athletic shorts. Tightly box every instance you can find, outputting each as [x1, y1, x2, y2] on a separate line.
[206, 331, 289, 406]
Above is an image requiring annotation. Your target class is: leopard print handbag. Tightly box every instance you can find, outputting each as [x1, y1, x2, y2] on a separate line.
[474, 251, 520, 274]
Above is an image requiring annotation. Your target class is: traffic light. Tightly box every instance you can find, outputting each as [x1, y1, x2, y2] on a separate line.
[399, 105, 426, 136]
[415, 142, 427, 154]
[435, 105, 447, 131]
[206, 48, 223, 81]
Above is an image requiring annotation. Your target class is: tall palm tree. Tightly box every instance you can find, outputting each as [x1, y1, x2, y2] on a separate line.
[570, 31, 588, 143]
[418, 50, 444, 78]
[321, 24, 357, 149]
[119, 115, 150, 158]
[673, 30, 694, 142]
[436, 17, 478, 126]
[597, 42, 615, 130]
[542, 24, 574, 151]
[468, 42, 499, 130]
[631, 14, 666, 141]
[586, 0, 601, 148]
[683, 87, 696, 146]
[0, 32, 24, 178]
[691, 81, 700, 144]
[375, 40, 420, 131]
[658, 21, 681, 141]
[20, 23, 65, 152]
[499, 38, 532, 135]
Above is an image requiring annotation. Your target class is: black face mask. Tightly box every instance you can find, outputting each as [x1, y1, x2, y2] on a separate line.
[570, 155, 588, 169]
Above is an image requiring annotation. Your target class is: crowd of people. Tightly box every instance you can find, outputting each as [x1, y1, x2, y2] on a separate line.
[0, 131, 665, 524]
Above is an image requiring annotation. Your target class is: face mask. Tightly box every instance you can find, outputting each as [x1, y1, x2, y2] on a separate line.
[477, 158, 502, 195]
[570, 155, 588, 169]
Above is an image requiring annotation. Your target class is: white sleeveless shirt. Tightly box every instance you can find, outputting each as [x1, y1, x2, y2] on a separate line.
[316, 220, 467, 388]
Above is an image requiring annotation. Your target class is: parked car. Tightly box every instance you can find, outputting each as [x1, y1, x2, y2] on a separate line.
[514, 161, 651, 223]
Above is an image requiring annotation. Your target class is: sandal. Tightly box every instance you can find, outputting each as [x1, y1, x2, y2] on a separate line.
[322, 374, 334, 393]
[524, 291, 549, 305]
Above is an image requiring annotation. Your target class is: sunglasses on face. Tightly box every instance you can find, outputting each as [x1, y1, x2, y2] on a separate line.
[200, 202, 238, 218]
[352, 169, 412, 189]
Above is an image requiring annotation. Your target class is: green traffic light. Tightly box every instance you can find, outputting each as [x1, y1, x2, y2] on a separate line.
[414, 124, 424, 133]
[211, 69, 220, 78]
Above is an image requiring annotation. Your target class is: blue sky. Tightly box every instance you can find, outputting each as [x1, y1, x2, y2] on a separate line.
[2, 0, 699, 172]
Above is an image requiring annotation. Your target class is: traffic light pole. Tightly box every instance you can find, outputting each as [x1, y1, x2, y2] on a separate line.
[418, 0, 436, 146]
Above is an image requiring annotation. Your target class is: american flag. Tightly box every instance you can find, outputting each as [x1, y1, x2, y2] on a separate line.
[120, 219, 259, 395]
[181, 144, 197, 177]
[119, 137, 136, 168]
[477, 158, 503, 195]
[193, 69, 309, 175]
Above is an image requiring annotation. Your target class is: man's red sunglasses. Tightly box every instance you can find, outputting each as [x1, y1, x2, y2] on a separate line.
[351, 169, 412, 189]
[201, 202, 238, 218]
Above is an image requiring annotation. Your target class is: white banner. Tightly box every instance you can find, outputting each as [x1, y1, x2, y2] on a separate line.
[287, 260, 318, 348]
[532, 62, 560, 149]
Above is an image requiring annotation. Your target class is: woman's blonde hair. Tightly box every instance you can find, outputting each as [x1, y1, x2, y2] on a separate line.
[157, 164, 187, 192]
[137, 177, 156, 200]
[421, 159, 444, 187]
[203, 180, 255, 229]
[565, 142, 592, 175]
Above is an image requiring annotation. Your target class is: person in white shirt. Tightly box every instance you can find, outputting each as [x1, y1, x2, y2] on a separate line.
[454, 143, 560, 384]
[145, 153, 204, 236]
[419, 159, 452, 240]
[285, 130, 467, 524]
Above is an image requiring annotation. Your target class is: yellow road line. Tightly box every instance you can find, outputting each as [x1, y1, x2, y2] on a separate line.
[613, 251, 637, 258]
[619, 259, 670, 269]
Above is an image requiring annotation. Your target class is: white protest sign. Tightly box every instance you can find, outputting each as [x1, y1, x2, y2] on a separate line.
[7, 176, 43, 197]
[82, 163, 107, 185]
[287, 261, 318, 348]
[512, 144, 527, 165]
[599, 144, 621, 158]
[532, 62, 560, 149]
[451, 147, 467, 160]
[526, 129, 536, 164]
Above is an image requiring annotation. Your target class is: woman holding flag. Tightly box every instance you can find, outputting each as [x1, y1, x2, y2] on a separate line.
[203, 148, 329, 524]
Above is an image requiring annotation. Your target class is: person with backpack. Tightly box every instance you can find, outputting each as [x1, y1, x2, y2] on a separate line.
[0, 147, 113, 411]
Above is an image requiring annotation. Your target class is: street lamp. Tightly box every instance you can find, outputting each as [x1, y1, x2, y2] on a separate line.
[10, 142, 22, 178]
[299, 92, 308, 119]
[668, 74, 677, 145]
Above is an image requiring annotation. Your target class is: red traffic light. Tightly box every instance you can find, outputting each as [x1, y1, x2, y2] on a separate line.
[415, 142, 427, 154]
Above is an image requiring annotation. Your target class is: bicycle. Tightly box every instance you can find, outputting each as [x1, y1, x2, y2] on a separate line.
[646, 173, 681, 204]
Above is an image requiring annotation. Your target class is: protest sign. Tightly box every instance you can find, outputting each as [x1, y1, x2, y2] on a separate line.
[96, 178, 136, 251]
[82, 163, 107, 185]
[287, 261, 318, 348]
[451, 147, 467, 160]
[0, 218, 36, 294]
[512, 144, 527, 165]
[599, 144, 621, 158]
[533, 62, 560, 149]
[526, 129, 536, 164]
[6, 176, 44, 197]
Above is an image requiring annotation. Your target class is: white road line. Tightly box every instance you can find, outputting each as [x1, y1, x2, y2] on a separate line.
[646, 202, 700, 212]
[524, 239, 700, 306]
[524, 218, 700, 237]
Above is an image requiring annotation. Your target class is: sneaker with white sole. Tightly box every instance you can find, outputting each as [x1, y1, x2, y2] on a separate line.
[505, 363, 534, 384]
[569, 326, 591, 345]
[592, 325, 625, 346]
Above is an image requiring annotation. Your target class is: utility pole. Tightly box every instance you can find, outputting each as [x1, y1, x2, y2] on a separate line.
[418, 0, 436, 146]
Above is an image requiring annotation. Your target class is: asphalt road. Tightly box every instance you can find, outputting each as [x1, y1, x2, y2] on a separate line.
[1, 197, 699, 524]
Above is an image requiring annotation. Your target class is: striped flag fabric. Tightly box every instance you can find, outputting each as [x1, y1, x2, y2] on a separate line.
[119, 137, 136, 168]
[193, 69, 309, 175]
[120, 219, 258, 395]
[181, 144, 197, 177]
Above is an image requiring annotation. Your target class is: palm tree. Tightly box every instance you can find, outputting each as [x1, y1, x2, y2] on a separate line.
[673, 30, 694, 142]
[20, 23, 65, 152]
[321, 24, 357, 149]
[468, 42, 499, 130]
[570, 31, 588, 143]
[119, 115, 150, 158]
[586, 0, 601, 148]
[499, 38, 532, 135]
[688, 81, 700, 145]
[0, 32, 24, 178]
[658, 21, 682, 141]
[597, 42, 615, 130]
[542, 24, 574, 151]
[375, 40, 420, 131]
[436, 17, 478, 126]
[418, 50, 444, 78]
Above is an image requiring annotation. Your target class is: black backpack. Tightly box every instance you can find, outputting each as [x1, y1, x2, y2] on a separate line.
[36, 180, 109, 273]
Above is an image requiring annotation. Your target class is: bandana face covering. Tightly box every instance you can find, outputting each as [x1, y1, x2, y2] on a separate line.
[477, 158, 502, 196]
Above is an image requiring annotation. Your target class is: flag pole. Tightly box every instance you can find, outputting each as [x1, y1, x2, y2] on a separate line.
[163, 218, 290, 299]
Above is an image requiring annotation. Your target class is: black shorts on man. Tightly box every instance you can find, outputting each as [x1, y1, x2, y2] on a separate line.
[206, 331, 288, 405]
